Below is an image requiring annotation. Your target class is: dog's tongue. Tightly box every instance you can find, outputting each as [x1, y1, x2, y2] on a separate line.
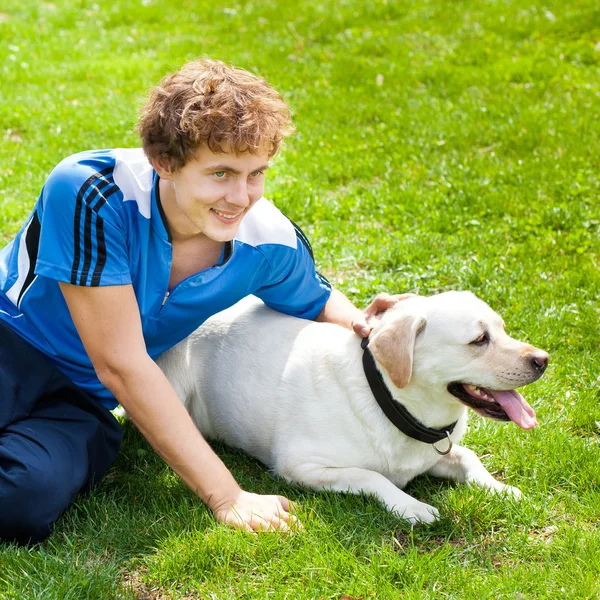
[487, 389, 538, 430]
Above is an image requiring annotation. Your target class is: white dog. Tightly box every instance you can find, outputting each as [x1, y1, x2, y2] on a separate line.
[157, 291, 549, 524]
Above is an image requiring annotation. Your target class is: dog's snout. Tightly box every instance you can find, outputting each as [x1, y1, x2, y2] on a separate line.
[531, 351, 549, 374]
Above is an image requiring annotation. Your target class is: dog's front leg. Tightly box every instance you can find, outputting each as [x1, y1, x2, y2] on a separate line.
[291, 465, 440, 524]
[427, 445, 521, 498]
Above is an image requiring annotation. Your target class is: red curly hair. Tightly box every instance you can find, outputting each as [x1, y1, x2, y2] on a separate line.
[138, 59, 295, 171]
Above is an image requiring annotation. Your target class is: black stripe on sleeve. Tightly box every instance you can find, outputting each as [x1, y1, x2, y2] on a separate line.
[91, 183, 118, 213]
[86, 183, 119, 287]
[16, 212, 42, 307]
[70, 167, 113, 284]
[317, 271, 331, 290]
[286, 218, 330, 289]
[78, 180, 117, 286]
[90, 216, 106, 287]
[78, 200, 95, 285]
[286, 217, 314, 260]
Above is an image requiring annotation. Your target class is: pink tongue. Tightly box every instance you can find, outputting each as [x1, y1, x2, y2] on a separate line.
[487, 389, 538, 430]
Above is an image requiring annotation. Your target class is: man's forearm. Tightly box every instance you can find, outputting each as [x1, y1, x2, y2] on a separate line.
[100, 357, 241, 510]
[315, 287, 366, 333]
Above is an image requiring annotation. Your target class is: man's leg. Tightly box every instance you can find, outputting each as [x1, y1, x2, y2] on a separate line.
[0, 396, 122, 544]
[0, 321, 122, 545]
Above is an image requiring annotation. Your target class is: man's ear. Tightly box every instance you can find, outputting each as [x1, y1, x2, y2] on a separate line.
[151, 155, 174, 180]
[369, 313, 426, 389]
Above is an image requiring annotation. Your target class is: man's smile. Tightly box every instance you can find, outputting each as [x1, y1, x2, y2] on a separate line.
[211, 208, 243, 222]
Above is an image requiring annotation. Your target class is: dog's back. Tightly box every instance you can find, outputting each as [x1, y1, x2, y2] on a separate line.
[157, 296, 368, 468]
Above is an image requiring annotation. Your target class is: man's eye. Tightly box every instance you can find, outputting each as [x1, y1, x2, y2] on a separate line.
[214, 171, 226, 178]
[470, 333, 489, 346]
[250, 170, 264, 177]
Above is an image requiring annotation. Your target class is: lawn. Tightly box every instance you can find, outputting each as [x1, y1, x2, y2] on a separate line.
[0, 0, 599, 598]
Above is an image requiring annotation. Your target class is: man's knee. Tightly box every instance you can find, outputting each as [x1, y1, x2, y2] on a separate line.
[0, 463, 78, 545]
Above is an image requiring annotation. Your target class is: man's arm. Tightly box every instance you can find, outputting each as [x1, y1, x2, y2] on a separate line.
[59, 282, 294, 532]
[315, 287, 414, 336]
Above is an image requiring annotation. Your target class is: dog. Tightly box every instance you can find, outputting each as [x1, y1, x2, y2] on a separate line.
[157, 291, 549, 524]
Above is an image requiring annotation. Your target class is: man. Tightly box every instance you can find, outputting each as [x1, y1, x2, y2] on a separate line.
[0, 59, 400, 543]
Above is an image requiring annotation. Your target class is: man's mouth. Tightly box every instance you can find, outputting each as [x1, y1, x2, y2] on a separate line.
[211, 208, 242, 222]
[447, 382, 538, 430]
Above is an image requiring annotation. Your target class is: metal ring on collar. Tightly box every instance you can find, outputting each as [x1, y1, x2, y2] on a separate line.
[433, 431, 453, 456]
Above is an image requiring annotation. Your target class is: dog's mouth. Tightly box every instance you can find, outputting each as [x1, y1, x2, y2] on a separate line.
[447, 383, 538, 430]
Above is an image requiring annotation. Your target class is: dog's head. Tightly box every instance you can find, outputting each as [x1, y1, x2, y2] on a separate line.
[368, 291, 549, 429]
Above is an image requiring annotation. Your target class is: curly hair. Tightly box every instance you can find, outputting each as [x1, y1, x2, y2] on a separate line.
[138, 59, 296, 171]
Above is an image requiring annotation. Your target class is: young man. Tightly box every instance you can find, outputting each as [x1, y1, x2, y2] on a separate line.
[0, 59, 400, 544]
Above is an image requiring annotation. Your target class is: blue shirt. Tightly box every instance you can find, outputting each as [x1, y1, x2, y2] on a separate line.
[0, 149, 331, 408]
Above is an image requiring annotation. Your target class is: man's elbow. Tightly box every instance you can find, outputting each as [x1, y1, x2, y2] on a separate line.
[94, 355, 150, 398]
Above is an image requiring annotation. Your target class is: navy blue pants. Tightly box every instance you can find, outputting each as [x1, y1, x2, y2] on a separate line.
[0, 320, 122, 545]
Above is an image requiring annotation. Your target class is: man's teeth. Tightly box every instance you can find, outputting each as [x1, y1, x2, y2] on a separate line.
[464, 384, 493, 401]
[213, 209, 238, 220]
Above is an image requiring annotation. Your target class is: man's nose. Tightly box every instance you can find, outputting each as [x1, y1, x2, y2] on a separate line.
[227, 181, 250, 207]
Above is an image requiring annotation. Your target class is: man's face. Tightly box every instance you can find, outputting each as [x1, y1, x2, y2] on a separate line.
[156, 146, 270, 242]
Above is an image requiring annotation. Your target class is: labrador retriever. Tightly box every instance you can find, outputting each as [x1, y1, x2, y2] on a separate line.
[157, 291, 549, 523]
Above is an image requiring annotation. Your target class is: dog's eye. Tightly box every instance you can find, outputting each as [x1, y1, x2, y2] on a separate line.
[470, 333, 489, 346]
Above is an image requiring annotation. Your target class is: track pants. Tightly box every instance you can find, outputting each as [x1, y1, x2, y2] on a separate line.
[0, 320, 122, 545]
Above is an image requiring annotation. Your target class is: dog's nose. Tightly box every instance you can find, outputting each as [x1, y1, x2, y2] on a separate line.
[531, 351, 549, 374]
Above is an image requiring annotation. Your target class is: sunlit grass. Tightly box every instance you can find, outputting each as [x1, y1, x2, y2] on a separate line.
[0, 0, 598, 597]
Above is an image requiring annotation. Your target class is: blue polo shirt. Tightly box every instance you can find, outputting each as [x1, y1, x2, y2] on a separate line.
[0, 149, 331, 409]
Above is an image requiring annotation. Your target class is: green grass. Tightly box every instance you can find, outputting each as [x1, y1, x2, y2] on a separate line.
[1, 0, 599, 597]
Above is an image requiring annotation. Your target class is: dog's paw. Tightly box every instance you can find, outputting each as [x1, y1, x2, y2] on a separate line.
[497, 484, 522, 500]
[483, 480, 522, 500]
[393, 501, 440, 525]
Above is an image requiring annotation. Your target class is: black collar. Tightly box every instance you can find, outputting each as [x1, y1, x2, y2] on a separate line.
[361, 337, 457, 449]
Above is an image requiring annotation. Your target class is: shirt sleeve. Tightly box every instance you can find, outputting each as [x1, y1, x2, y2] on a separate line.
[34, 154, 132, 286]
[254, 226, 332, 320]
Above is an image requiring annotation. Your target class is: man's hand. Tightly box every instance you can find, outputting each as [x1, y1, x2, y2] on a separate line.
[211, 490, 297, 533]
[316, 288, 416, 338]
[352, 293, 416, 337]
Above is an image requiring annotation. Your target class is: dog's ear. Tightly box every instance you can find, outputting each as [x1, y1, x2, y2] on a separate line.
[369, 313, 426, 389]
